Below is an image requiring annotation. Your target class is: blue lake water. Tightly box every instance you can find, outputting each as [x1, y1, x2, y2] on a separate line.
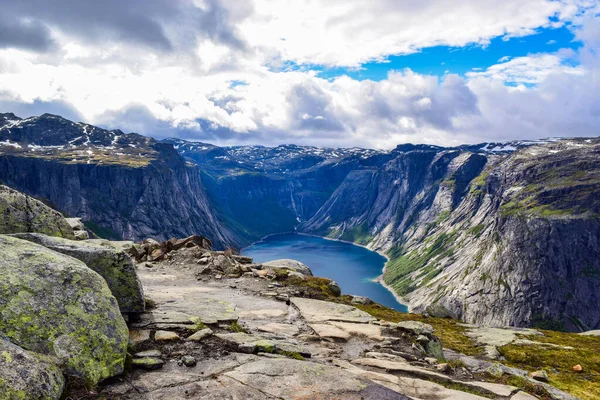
[242, 233, 407, 312]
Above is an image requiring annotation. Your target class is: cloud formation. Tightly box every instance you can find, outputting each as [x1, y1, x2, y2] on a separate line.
[0, 0, 598, 148]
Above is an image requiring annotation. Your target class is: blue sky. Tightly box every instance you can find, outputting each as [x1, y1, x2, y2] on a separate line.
[0, 0, 598, 148]
[315, 26, 581, 81]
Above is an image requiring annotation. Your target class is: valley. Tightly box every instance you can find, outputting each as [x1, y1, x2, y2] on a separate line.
[1, 113, 599, 333]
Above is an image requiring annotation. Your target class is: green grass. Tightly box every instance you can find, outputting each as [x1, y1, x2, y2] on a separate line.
[384, 232, 456, 296]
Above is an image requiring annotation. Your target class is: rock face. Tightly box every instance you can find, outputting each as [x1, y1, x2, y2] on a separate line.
[0, 184, 75, 239]
[0, 113, 236, 247]
[299, 140, 600, 331]
[11, 233, 145, 313]
[0, 235, 129, 385]
[0, 339, 65, 400]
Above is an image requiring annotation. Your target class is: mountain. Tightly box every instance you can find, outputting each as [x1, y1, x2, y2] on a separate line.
[2, 112, 599, 332]
[0, 113, 235, 247]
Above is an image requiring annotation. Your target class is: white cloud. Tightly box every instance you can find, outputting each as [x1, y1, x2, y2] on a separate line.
[0, 0, 598, 148]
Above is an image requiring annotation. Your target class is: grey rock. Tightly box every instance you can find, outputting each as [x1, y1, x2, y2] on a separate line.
[328, 280, 342, 296]
[134, 350, 162, 358]
[530, 369, 549, 382]
[0, 184, 75, 239]
[0, 339, 65, 400]
[0, 235, 128, 386]
[11, 233, 145, 313]
[224, 358, 409, 399]
[186, 328, 213, 342]
[132, 357, 165, 370]
[181, 355, 197, 367]
[263, 259, 313, 276]
[291, 297, 375, 323]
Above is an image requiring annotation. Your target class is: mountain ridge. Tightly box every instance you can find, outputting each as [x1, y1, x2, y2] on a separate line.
[1, 112, 599, 332]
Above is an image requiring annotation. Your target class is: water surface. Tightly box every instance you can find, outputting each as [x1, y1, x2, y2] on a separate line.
[243, 233, 407, 312]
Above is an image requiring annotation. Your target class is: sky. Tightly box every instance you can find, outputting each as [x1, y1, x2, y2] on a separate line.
[0, 0, 598, 149]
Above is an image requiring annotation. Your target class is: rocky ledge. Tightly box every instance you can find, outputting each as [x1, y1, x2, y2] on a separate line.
[0, 187, 597, 400]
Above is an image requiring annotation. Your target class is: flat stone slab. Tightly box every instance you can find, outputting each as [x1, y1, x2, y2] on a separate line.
[224, 358, 409, 399]
[336, 360, 489, 400]
[132, 297, 238, 328]
[291, 297, 375, 324]
[216, 333, 310, 357]
[578, 330, 600, 336]
[239, 309, 287, 319]
[257, 322, 300, 336]
[353, 358, 452, 382]
[465, 326, 542, 347]
[310, 323, 351, 341]
[329, 321, 385, 340]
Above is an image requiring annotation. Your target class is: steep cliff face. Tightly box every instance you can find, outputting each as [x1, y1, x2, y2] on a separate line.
[302, 138, 600, 331]
[0, 114, 235, 247]
[401, 139, 600, 331]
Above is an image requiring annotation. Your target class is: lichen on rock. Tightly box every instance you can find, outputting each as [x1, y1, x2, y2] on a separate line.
[10, 233, 145, 313]
[0, 235, 128, 386]
[0, 338, 65, 400]
[0, 185, 75, 239]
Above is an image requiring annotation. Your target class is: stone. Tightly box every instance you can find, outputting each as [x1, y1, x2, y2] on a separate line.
[394, 321, 435, 335]
[181, 355, 197, 367]
[171, 235, 213, 251]
[257, 323, 299, 336]
[155, 331, 180, 341]
[351, 295, 373, 305]
[132, 357, 165, 370]
[485, 363, 505, 379]
[216, 333, 309, 357]
[310, 324, 351, 341]
[11, 233, 145, 313]
[467, 381, 518, 397]
[436, 363, 450, 373]
[572, 364, 583, 372]
[186, 328, 213, 341]
[416, 334, 430, 344]
[0, 339, 65, 400]
[134, 350, 162, 358]
[263, 259, 313, 276]
[129, 329, 151, 347]
[328, 280, 342, 296]
[530, 370, 549, 382]
[291, 297, 375, 323]
[579, 330, 600, 336]
[511, 392, 541, 400]
[0, 185, 75, 239]
[224, 358, 408, 399]
[353, 358, 451, 382]
[133, 297, 237, 327]
[65, 217, 85, 231]
[73, 230, 90, 240]
[232, 255, 253, 264]
[0, 235, 128, 386]
[328, 321, 385, 340]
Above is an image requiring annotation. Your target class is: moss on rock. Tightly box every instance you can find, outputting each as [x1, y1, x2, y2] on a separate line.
[0, 185, 75, 239]
[10, 233, 145, 313]
[0, 235, 128, 386]
[0, 339, 64, 400]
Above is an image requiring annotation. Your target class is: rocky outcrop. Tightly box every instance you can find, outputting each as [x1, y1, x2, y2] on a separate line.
[0, 235, 128, 385]
[11, 233, 145, 313]
[0, 184, 75, 239]
[262, 259, 313, 276]
[0, 339, 65, 400]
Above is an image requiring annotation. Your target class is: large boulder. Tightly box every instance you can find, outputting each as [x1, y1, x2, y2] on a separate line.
[0, 235, 129, 385]
[0, 185, 75, 239]
[11, 233, 145, 313]
[263, 259, 313, 276]
[0, 339, 65, 400]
